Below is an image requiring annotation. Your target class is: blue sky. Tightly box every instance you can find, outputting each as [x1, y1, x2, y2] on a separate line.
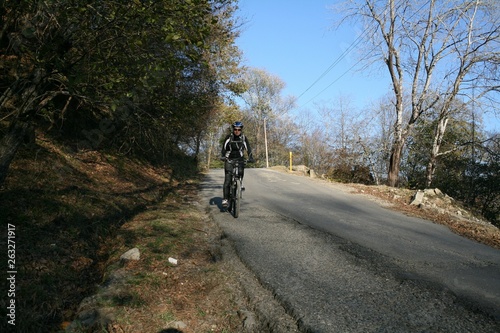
[234, 0, 499, 132]
[235, 0, 392, 113]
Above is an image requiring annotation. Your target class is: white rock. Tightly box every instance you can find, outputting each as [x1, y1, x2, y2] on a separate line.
[411, 190, 425, 205]
[173, 321, 187, 329]
[120, 248, 140, 261]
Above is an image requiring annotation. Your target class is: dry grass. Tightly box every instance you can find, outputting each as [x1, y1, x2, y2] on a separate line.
[0, 135, 246, 333]
[84, 190, 246, 333]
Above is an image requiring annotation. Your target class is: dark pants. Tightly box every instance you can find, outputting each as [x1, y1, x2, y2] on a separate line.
[223, 159, 244, 200]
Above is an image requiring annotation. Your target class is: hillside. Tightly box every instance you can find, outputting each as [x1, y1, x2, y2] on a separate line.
[0, 136, 247, 332]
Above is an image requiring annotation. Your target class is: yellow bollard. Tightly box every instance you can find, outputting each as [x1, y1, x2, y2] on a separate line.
[289, 152, 292, 171]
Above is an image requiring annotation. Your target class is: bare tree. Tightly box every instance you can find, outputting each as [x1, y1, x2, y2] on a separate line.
[294, 110, 325, 171]
[358, 96, 396, 184]
[296, 126, 336, 176]
[335, 0, 500, 186]
[239, 68, 296, 162]
[316, 95, 367, 165]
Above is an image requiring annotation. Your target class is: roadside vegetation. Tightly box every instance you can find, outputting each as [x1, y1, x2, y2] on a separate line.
[1, 137, 247, 332]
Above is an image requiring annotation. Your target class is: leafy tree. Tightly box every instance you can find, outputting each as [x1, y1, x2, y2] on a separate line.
[473, 137, 500, 225]
[404, 110, 474, 187]
[433, 133, 499, 226]
[402, 108, 499, 225]
[0, 0, 243, 184]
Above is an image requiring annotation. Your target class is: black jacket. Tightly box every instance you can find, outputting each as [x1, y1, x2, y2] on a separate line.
[221, 133, 252, 159]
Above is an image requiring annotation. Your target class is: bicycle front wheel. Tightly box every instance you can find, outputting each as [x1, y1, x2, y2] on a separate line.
[233, 180, 241, 218]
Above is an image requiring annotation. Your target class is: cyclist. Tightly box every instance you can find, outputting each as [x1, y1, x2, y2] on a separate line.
[220, 121, 254, 208]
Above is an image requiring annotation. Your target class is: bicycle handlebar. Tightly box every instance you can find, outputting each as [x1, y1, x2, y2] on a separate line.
[222, 157, 254, 164]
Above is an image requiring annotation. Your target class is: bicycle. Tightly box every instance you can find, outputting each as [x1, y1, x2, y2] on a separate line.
[225, 158, 247, 218]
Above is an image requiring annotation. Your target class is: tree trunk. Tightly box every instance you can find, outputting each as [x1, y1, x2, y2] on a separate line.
[254, 119, 262, 159]
[0, 121, 33, 186]
[387, 138, 405, 187]
[206, 132, 214, 170]
[425, 117, 448, 188]
[425, 158, 437, 188]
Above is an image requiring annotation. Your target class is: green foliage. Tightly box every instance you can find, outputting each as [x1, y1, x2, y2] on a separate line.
[404, 115, 499, 226]
[0, 0, 243, 166]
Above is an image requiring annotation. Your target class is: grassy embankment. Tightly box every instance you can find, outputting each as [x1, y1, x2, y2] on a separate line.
[1, 135, 245, 332]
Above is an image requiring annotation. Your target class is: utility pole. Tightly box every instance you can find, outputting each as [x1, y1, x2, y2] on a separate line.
[264, 118, 269, 168]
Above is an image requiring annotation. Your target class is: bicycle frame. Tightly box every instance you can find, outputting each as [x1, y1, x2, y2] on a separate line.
[227, 159, 245, 218]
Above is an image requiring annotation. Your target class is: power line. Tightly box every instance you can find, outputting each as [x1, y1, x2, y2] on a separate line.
[296, 0, 432, 107]
[297, 23, 379, 107]
[299, 57, 364, 107]
[296, 30, 367, 100]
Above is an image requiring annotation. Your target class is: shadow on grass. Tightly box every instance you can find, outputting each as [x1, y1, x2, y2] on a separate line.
[0, 142, 200, 332]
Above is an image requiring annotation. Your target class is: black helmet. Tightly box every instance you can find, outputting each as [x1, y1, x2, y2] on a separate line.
[232, 121, 243, 129]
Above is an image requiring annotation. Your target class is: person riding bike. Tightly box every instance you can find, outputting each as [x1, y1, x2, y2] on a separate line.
[220, 121, 254, 208]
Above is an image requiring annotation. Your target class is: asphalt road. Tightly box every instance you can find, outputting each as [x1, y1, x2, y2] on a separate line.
[200, 168, 500, 332]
